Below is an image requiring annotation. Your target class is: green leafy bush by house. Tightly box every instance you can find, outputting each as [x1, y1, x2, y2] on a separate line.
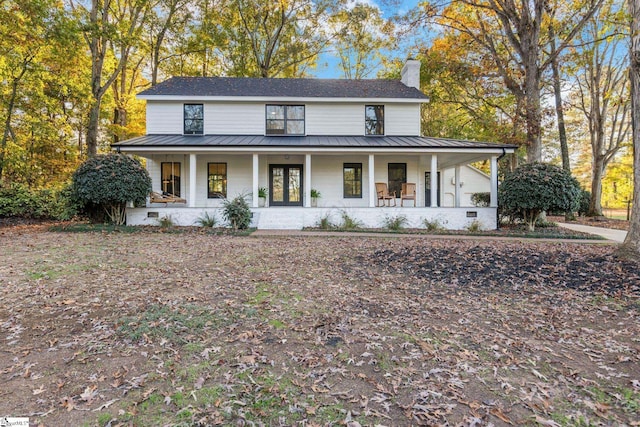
[498, 162, 581, 231]
[221, 194, 252, 230]
[72, 154, 151, 225]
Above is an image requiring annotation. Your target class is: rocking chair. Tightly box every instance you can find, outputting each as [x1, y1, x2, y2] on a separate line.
[376, 182, 396, 207]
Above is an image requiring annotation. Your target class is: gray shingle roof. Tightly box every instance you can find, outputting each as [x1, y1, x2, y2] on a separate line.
[113, 134, 515, 150]
[138, 77, 429, 100]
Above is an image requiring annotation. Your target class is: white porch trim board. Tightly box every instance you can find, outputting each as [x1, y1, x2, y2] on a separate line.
[454, 165, 461, 208]
[368, 154, 376, 208]
[430, 155, 438, 207]
[189, 154, 196, 207]
[252, 154, 259, 207]
[304, 154, 312, 208]
[127, 207, 498, 230]
[490, 155, 498, 208]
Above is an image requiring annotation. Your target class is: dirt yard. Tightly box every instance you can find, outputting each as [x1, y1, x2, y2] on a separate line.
[0, 227, 638, 426]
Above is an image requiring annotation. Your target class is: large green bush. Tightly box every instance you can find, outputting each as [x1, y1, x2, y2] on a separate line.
[72, 154, 151, 225]
[0, 183, 78, 220]
[499, 162, 581, 231]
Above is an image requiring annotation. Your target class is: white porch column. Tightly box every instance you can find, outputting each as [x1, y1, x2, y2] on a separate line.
[454, 165, 461, 208]
[368, 154, 376, 207]
[189, 154, 196, 207]
[490, 155, 499, 208]
[430, 154, 438, 207]
[304, 154, 312, 207]
[252, 154, 259, 207]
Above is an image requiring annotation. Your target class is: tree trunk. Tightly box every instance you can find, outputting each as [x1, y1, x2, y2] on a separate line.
[86, 101, 101, 158]
[618, 0, 640, 259]
[589, 157, 605, 216]
[0, 61, 29, 182]
[550, 34, 570, 172]
[524, 34, 542, 163]
[0, 78, 19, 182]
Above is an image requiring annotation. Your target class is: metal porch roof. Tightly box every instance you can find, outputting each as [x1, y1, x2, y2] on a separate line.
[112, 134, 517, 150]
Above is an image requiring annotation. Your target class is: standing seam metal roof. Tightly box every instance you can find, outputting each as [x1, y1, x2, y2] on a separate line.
[112, 134, 516, 149]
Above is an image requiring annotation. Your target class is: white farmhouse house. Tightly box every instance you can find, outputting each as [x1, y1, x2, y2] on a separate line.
[113, 60, 516, 229]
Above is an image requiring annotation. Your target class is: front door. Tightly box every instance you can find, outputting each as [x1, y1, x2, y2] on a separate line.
[270, 165, 303, 206]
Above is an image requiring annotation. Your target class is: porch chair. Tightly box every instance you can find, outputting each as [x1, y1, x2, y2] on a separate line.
[400, 183, 416, 207]
[375, 182, 396, 207]
[150, 191, 187, 204]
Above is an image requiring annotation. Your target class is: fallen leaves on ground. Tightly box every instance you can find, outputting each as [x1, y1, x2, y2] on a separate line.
[0, 228, 638, 426]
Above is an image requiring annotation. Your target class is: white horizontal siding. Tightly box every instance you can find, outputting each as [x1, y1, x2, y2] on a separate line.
[385, 104, 421, 136]
[146, 102, 183, 134]
[194, 155, 253, 206]
[144, 101, 422, 136]
[205, 103, 265, 134]
[310, 155, 370, 207]
[306, 104, 364, 135]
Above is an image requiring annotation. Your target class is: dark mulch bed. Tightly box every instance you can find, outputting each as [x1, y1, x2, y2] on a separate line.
[369, 241, 640, 297]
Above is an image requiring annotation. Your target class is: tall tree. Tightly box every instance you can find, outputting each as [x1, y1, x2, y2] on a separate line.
[228, 0, 335, 77]
[0, 0, 85, 185]
[329, 3, 395, 79]
[549, 27, 570, 173]
[415, 0, 605, 162]
[415, 35, 525, 146]
[146, 0, 192, 86]
[571, 2, 630, 216]
[618, 0, 640, 259]
[70, 0, 151, 157]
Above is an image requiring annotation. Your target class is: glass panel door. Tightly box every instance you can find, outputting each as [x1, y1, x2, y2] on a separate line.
[288, 167, 301, 203]
[270, 165, 303, 206]
[272, 167, 284, 203]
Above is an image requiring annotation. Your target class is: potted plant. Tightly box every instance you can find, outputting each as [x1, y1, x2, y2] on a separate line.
[310, 189, 321, 207]
[258, 187, 267, 207]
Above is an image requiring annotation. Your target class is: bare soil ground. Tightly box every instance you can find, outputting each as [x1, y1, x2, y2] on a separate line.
[0, 226, 639, 426]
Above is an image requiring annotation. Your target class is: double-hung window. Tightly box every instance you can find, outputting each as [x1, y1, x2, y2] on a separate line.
[207, 163, 227, 198]
[184, 104, 203, 135]
[365, 105, 384, 135]
[343, 163, 362, 198]
[266, 105, 304, 135]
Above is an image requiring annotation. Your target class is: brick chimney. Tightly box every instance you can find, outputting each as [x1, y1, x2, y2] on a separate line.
[401, 59, 421, 90]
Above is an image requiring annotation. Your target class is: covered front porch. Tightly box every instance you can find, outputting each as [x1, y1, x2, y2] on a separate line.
[121, 151, 506, 230]
[112, 134, 516, 230]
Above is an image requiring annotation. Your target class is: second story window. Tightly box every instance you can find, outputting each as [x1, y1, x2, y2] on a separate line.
[184, 104, 203, 135]
[266, 105, 304, 135]
[365, 105, 384, 135]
